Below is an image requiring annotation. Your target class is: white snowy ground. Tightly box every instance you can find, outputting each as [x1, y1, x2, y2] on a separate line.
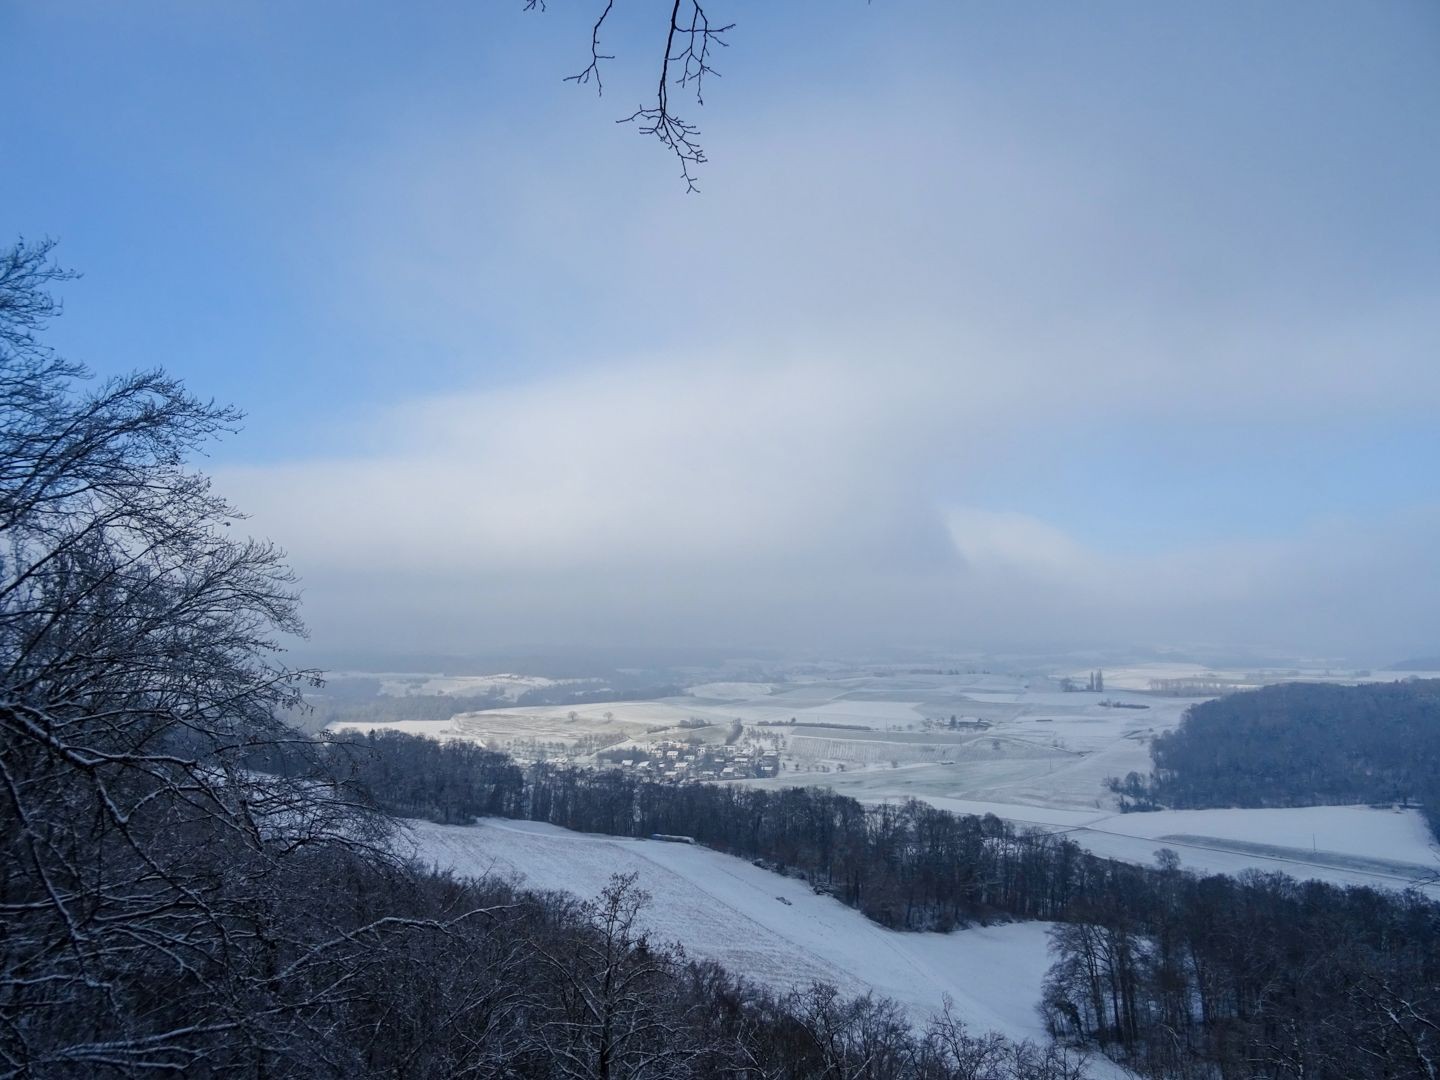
[326, 671, 578, 700]
[1080, 663, 1440, 693]
[907, 799, 1439, 891]
[404, 818, 1060, 1042]
[1056, 804, 1438, 890]
[376, 673, 568, 699]
[352, 670, 1437, 895]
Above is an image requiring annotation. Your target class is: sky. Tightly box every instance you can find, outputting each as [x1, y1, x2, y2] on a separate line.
[3, 1, 1438, 666]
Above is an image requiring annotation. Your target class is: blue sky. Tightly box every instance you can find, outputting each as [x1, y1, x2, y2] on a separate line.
[4, 1, 1438, 661]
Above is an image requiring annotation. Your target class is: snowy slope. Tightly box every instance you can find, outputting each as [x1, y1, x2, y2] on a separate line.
[404, 818, 1058, 1041]
[1060, 804, 1439, 889]
[912, 799, 1439, 891]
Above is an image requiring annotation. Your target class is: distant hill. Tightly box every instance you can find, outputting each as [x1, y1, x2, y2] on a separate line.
[1388, 656, 1440, 671]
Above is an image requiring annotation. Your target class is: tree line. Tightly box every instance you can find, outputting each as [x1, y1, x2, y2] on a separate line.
[0, 236, 1097, 1079]
[4, 237, 1436, 1078]
[1109, 679, 1440, 837]
[291, 682, 684, 733]
[336, 729, 1440, 1080]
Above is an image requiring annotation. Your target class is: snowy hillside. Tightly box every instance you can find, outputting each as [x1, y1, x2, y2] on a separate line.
[405, 818, 1060, 1042]
[916, 799, 1440, 892]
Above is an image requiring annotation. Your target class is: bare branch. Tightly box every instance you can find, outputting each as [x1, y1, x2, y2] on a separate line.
[528, 1, 733, 192]
[564, 0, 616, 95]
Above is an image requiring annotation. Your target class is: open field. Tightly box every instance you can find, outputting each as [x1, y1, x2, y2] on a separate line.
[1049, 804, 1439, 890]
[338, 668, 1437, 892]
[403, 818, 1100, 1058]
[1073, 662, 1440, 693]
[330, 704, 679, 750]
[329, 669, 1181, 767]
[328, 671, 581, 700]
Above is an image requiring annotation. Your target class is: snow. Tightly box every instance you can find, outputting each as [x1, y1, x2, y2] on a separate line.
[1056, 804, 1439, 890]
[888, 800, 1439, 893]
[1087, 663, 1408, 693]
[346, 668, 1437, 896]
[404, 817, 1059, 1042]
[327, 718, 468, 738]
[918, 798, 1107, 829]
[685, 681, 777, 698]
[1083, 804, 1435, 863]
[376, 673, 566, 700]
[328, 704, 672, 749]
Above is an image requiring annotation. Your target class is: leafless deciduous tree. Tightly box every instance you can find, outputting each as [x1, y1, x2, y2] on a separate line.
[0, 237, 393, 1074]
[528, 873, 713, 1079]
[526, 1, 733, 192]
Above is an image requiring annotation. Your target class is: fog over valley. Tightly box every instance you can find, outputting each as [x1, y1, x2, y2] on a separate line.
[4, 3, 1439, 1079]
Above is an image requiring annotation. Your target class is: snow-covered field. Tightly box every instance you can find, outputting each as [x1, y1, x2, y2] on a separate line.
[686, 681, 776, 699]
[1058, 804, 1438, 889]
[889, 799, 1437, 891]
[404, 818, 1059, 1041]
[1082, 662, 1439, 693]
[330, 704, 672, 748]
[377, 673, 570, 700]
[332, 671, 1179, 772]
[346, 669, 1436, 894]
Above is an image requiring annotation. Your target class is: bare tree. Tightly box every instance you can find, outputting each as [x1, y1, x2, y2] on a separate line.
[530, 872, 710, 1078]
[527, 1, 734, 192]
[0, 238, 387, 1074]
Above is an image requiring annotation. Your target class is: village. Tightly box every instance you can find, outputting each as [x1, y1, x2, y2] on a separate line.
[597, 737, 783, 783]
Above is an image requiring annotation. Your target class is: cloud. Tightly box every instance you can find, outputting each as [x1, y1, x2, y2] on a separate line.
[221, 347, 965, 651]
[940, 506, 1440, 661]
[229, 353, 927, 569]
[216, 12, 1440, 664]
[222, 345, 1440, 662]
[326, 51, 1440, 426]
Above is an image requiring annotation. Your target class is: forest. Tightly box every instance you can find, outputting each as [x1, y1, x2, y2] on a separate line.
[1110, 680, 1440, 836]
[0, 237, 1094, 1080]
[2, 236, 1437, 1080]
[337, 729, 1440, 1080]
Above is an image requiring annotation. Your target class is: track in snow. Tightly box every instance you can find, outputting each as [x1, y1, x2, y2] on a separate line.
[404, 818, 1057, 1042]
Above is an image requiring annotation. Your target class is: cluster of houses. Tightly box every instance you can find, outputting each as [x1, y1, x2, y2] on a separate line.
[919, 715, 992, 732]
[603, 740, 782, 783]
